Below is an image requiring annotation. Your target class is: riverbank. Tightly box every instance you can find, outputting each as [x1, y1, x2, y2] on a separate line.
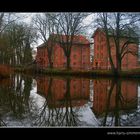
[14, 65, 140, 78]
[0, 65, 12, 78]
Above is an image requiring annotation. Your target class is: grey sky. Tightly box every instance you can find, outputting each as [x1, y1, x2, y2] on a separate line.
[18, 13, 95, 49]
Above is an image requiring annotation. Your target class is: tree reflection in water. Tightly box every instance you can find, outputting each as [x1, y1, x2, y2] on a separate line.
[0, 74, 140, 127]
[0, 74, 90, 127]
[34, 77, 85, 126]
[0, 74, 32, 126]
[93, 78, 138, 126]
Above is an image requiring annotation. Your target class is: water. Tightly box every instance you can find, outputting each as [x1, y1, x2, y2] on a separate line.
[0, 74, 140, 127]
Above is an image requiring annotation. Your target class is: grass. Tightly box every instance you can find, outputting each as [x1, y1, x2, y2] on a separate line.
[120, 68, 140, 78]
[14, 65, 140, 78]
[14, 66, 115, 78]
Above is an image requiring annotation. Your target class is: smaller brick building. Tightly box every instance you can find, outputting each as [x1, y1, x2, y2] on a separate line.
[93, 79, 138, 117]
[36, 34, 90, 70]
[92, 28, 139, 70]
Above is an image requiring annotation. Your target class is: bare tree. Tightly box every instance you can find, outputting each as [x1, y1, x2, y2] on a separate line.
[0, 13, 23, 35]
[2, 22, 37, 66]
[95, 13, 139, 75]
[34, 77, 81, 126]
[32, 13, 57, 68]
[53, 12, 89, 69]
[95, 13, 116, 73]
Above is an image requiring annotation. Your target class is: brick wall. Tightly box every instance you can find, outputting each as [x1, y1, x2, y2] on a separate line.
[36, 42, 90, 70]
[92, 29, 139, 70]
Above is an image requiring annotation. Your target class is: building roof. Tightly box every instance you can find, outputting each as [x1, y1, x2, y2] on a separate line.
[37, 34, 90, 48]
[92, 27, 139, 40]
[91, 28, 103, 38]
[52, 34, 90, 45]
[37, 43, 47, 48]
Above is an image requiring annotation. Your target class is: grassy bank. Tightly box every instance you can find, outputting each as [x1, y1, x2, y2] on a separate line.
[120, 68, 140, 78]
[14, 65, 140, 78]
[14, 66, 113, 77]
[37, 69, 115, 78]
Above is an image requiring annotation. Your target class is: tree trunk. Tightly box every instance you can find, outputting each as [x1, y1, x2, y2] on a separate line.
[106, 35, 116, 74]
[66, 56, 71, 70]
[115, 12, 121, 76]
[115, 37, 121, 76]
[116, 57, 121, 75]
[48, 55, 53, 69]
[103, 79, 116, 126]
[47, 47, 53, 69]
[114, 80, 121, 126]
[47, 77, 53, 105]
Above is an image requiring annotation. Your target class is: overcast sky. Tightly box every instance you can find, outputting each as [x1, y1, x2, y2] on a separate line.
[19, 13, 95, 46]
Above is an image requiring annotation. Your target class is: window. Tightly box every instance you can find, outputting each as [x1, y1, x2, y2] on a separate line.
[73, 54, 76, 59]
[73, 85, 76, 89]
[100, 62, 103, 66]
[101, 53, 103, 58]
[82, 90, 85, 94]
[83, 55, 86, 61]
[97, 45, 99, 51]
[101, 45, 103, 50]
[98, 36, 100, 42]
[101, 36, 103, 42]
[97, 53, 99, 59]
[83, 47, 86, 51]
[95, 62, 98, 68]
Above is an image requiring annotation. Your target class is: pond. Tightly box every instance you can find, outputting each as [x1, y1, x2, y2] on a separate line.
[0, 74, 140, 127]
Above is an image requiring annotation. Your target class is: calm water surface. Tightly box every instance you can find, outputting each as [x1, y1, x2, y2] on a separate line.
[0, 74, 140, 127]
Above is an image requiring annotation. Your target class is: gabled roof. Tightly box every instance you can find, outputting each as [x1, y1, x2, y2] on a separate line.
[37, 34, 90, 48]
[91, 28, 104, 38]
[50, 34, 90, 44]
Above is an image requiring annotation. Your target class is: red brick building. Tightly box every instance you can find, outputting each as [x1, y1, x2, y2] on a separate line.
[93, 79, 138, 117]
[36, 77, 90, 108]
[92, 28, 139, 70]
[36, 34, 90, 70]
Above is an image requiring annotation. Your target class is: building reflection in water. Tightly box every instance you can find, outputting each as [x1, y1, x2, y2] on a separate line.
[36, 76, 91, 126]
[36, 76, 90, 108]
[93, 79, 138, 126]
[0, 74, 140, 127]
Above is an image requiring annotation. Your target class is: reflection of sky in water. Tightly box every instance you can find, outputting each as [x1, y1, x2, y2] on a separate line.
[138, 86, 140, 98]
[0, 77, 98, 127]
[138, 85, 140, 109]
[1, 75, 140, 127]
[29, 86, 98, 127]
